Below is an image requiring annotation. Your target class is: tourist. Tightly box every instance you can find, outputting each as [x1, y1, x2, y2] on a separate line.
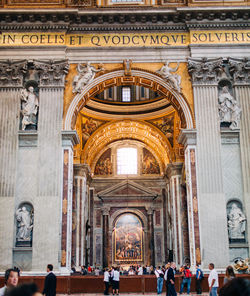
[5, 283, 42, 296]
[87, 265, 92, 274]
[219, 277, 250, 296]
[0, 267, 19, 296]
[146, 265, 150, 274]
[195, 265, 203, 294]
[95, 267, 100, 276]
[104, 268, 110, 295]
[223, 265, 235, 285]
[165, 262, 177, 296]
[155, 266, 164, 295]
[138, 265, 143, 275]
[179, 265, 192, 295]
[81, 265, 87, 275]
[42, 264, 57, 296]
[208, 263, 219, 296]
[112, 267, 120, 296]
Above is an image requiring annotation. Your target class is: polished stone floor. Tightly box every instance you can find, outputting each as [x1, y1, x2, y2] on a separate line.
[58, 293, 210, 295]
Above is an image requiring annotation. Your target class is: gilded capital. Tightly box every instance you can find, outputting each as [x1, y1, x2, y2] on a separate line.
[188, 58, 223, 85]
[33, 59, 69, 87]
[0, 60, 27, 87]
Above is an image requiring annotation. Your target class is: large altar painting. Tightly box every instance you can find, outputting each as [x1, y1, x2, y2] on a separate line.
[115, 214, 143, 262]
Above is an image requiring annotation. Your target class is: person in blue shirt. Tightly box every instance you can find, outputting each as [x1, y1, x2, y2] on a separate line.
[196, 265, 203, 295]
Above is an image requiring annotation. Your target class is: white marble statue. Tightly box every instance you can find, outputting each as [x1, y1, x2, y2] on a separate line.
[73, 62, 104, 93]
[20, 86, 39, 130]
[228, 203, 246, 240]
[218, 86, 241, 130]
[16, 206, 33, 241]
[157, 62, 181, 92]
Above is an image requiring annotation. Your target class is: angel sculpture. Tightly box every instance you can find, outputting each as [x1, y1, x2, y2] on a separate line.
[157, 62, 182, 92]
[73, 62, 104, 93]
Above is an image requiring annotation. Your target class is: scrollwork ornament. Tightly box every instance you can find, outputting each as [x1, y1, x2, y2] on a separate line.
[228, 58, 250, 85]
[0, 60, 27, 87]
[188, 58, 223, 85]
[33, 60, 69, 87]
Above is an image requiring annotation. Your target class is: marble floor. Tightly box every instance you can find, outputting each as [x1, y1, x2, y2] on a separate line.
[58, 293, 210, 295]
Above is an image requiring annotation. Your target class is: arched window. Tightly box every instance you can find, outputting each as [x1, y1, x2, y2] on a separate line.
[117, 147, 137, 174]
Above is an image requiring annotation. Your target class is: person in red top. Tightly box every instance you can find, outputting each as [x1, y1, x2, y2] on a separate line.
[87, 265, 92, 274]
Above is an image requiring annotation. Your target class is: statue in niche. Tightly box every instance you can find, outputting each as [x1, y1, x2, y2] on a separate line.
[20, 86, 39, 130]
[227, 203, 246, 241]
[73, 62, 104, 93]
[16, 206, 33, 245]
[157, 62, 182, 92]
[218, 86, 241, 130]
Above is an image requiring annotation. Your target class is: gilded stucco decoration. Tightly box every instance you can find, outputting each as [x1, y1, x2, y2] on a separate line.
[82, 120, 172, 170]
[80, 114, 107, 149]
[64, 64, 195, 130]
[148, 113, 175, 147]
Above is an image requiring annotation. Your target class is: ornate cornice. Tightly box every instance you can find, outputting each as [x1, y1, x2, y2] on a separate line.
[0, 8, 249, 32]
[0, 60, 27, 87]
[188, 57, 223, 85]
[228, 58, 250, 85]
[33, 60, 69, 87]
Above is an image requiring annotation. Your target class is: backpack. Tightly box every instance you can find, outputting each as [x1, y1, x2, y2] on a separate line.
[184, 269, 192, 278]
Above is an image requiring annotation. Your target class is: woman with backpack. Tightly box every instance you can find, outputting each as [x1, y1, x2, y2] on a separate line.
[196, 265, 204, 295]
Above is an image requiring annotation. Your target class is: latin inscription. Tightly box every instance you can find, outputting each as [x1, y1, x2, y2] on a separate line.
[0, 31, 249, 47]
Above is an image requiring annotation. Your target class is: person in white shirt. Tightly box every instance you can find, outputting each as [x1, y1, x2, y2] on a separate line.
[112, 267, 120, 296]
[0, 268, 19, 296]
[208, 263, 219, 296]
[137, 265, 143, 275]
[104, 268, 110, 295]
[155, 266, 164, 295]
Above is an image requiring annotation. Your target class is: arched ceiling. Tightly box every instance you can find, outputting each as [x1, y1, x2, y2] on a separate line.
[81, 120, 173, 171]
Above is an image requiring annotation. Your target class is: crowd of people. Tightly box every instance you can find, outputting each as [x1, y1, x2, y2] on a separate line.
[96, 262, 250, 296]
[0, 263, 249, 296]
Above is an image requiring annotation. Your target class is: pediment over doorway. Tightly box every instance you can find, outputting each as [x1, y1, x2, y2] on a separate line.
[97, 180, 158, 201]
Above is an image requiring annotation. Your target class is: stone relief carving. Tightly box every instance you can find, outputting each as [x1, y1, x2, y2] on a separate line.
[228, 58, 250, 84]
[73, 62, 104, 93]
[16, 204, 33, 246]
[0, 60, 27, 87]
[157, 62, 181, 92]
[188, 58, 223, 84]
[227, 202, 246, 241]
[20, 85, 39, 130]
[33, 60, 69, 86]
[218, 85, 241, 130]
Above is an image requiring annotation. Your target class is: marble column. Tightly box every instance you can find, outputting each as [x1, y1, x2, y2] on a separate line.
[188, 58, 229, 268]
[179, 130, 201, 269]
[72, 164, 91, 268]
[166, 163, 183, 266]
[229, 58, 250, 253]
[29, 60, 70, 272]
[0, 60, 27, 269]
[60, 131, 79, 274]
[147, 208, 155, 267]
[102, 208, 109, 268]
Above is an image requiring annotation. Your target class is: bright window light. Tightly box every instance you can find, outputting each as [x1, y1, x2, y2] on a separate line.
[122, 87, 131, 102]
[117, 147, 137, 174]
